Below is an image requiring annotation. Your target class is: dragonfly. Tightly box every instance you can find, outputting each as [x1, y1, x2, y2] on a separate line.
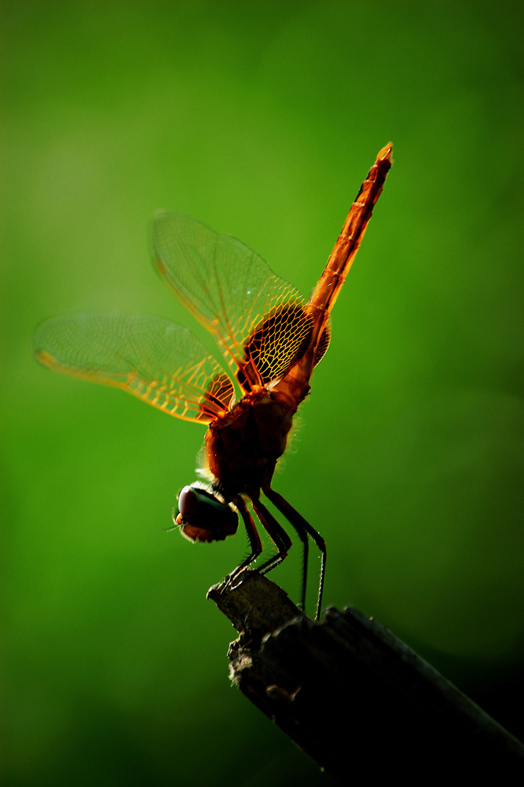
[35, 144, 392, 619]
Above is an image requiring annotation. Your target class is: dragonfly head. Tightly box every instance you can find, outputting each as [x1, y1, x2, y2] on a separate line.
[175, 483, 238, 543]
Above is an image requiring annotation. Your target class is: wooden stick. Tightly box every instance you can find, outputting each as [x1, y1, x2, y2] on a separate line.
[208, 571, 524, 782]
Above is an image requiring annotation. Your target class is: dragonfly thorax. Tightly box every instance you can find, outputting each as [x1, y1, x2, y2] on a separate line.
[204, 389, 296, 499]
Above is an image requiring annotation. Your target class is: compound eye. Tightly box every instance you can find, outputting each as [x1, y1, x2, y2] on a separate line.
[177, 485, 201, 521]
[176, 484, 238, 543]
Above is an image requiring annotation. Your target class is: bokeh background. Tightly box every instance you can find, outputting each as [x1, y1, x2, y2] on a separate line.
[3, 1, 524, 783]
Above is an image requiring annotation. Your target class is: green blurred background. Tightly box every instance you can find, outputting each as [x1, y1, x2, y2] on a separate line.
[3, 0, 524, 783]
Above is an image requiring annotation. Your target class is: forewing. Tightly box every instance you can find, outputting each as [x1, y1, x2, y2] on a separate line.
[150, 212, 311, 386]
[34, 313, 234, 423]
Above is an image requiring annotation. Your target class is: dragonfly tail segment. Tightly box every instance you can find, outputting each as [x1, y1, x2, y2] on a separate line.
[276, 143, 393, 406]
[308, 142, 393, 348]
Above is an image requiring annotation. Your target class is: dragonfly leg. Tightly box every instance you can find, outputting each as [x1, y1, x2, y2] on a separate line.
[250, 496, 292, 578]
[261, 488, 309, 613]
[227, 495, 263, 585]
[263, 486, 326, 621]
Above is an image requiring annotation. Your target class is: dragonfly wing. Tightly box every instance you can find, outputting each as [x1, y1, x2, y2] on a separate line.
[150, 212, 316, 388]
[34, 313, 234, 423]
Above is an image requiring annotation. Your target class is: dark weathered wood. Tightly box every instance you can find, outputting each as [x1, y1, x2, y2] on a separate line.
[208, 570, 524, 783]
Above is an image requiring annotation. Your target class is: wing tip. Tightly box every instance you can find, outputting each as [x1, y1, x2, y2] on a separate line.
[35, 348, 57, 369]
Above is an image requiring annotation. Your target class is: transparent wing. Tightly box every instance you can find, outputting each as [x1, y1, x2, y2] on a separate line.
[150, 212, 318, 389]
[34, 313, 235, 424]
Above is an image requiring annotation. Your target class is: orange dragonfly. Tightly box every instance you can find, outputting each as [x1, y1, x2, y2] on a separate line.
[35, 144, 392, 618]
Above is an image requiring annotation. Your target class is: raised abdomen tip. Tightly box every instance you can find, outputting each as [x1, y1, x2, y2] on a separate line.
[378, 142, 393, 163]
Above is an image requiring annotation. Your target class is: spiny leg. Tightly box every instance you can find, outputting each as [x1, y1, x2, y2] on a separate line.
[264, 486, 326, 620]
[226, 495, 263, 586]
[286, 523, 308, 614]
[261, 489, 309, 613]
[250, 496, 292, 577]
